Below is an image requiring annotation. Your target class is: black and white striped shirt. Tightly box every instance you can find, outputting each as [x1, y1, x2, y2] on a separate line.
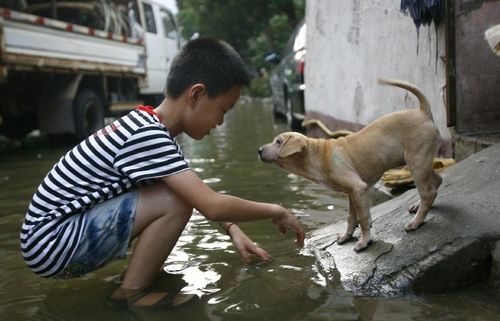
[20, 108, 189, 277]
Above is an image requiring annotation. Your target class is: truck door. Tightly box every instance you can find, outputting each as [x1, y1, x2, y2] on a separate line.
[158, 8, 180, 76]
[140, 1, 180, 96]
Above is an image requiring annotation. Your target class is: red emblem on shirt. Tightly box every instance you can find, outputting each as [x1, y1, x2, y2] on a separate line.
[93, 123, 121, 137]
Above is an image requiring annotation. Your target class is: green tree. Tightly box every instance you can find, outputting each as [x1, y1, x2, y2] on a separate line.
[176, 0, 305, 96]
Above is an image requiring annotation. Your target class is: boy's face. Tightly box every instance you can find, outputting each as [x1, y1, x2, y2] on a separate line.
[186, 85, 241, 139]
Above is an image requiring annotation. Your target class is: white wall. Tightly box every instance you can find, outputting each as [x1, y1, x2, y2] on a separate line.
[305, 0, 450, 139]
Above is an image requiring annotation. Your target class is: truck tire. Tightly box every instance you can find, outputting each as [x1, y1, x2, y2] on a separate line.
[73, 89, 104, 141]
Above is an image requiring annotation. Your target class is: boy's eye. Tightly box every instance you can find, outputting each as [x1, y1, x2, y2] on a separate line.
[276, 138, 283, 145]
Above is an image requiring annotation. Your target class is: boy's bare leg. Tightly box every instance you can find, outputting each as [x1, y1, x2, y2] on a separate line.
[118, 181, 193, 294]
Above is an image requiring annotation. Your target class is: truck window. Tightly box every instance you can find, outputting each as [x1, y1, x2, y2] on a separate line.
[160, 9, 177, 40]
[143, 2, 157, 34]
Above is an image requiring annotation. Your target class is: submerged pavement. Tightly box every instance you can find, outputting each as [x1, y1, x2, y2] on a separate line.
[306, 144, 500, 296]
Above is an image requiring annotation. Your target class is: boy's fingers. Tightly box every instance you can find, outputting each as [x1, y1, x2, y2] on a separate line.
[273, 214, 305, 246]
[296, 230, 305, 247]
[238, 247, 251, 263]
[250, 245, 271, 261]
[284, 223, 305, 247]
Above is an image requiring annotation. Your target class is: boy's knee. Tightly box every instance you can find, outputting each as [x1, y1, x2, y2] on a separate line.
[139, 182, 193, 218]
[159, 184, 193, 218]
[157, 186, 193, 218]
[170, 195, 193, 218]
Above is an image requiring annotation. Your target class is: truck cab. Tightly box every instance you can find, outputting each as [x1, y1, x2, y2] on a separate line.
[137, 0, 181, 98]
[0, 0, 182, 141]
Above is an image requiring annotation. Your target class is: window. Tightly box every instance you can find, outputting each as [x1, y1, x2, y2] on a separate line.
[161, 9, 178, 40]
[293, 23, 307, 52]
[143, 2, 157, 34]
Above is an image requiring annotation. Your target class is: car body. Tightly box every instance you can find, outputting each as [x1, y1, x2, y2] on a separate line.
[265, 20, 306, 131]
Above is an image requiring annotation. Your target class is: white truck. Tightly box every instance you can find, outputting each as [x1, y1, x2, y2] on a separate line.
[0, 0, 181, 141]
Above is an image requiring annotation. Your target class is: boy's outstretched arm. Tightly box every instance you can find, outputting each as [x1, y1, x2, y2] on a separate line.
[162, 170, 305, 246]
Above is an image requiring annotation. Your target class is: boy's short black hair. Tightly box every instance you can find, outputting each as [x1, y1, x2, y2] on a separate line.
[166, 38, 252, 99]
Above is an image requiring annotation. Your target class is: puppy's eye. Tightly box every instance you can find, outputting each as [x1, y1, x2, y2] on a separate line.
[276, 138, 283, 145]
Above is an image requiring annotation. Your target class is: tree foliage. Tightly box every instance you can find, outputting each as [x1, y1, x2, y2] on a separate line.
[176, 0, 305, 72]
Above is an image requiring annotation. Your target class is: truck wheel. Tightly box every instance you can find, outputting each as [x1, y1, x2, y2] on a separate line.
[73, 89, 104, 141]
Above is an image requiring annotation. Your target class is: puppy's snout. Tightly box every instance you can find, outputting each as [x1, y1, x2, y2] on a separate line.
[258, 144, 275, 163]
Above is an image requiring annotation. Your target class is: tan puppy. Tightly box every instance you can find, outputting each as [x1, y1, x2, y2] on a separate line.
[258, 79, 442, 251]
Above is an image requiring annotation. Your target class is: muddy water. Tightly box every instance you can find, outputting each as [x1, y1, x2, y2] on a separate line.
[0, 99, 499, 321]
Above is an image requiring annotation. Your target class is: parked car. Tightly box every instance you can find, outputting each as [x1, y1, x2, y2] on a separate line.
[265, 20, 306, 131]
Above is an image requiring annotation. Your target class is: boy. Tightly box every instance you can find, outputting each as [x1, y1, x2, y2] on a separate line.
[20, 38, 304, 307]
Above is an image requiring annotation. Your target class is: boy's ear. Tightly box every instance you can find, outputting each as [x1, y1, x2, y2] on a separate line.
[188, 83, 206, 107]
[278, 135, 307, 158]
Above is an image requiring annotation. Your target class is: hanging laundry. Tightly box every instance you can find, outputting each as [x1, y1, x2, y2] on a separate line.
[400, 0, 445, 29]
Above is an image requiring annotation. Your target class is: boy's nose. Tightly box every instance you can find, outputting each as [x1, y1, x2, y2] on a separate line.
[258, 147, 263, 156]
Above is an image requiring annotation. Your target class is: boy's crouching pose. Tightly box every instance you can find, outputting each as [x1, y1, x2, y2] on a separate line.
[20, 38, 304, 308]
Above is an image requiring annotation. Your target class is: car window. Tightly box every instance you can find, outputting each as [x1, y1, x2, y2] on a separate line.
[285, 25, 299, 52]
[284, 21, 305, 54]
[293, 23, 307, 51]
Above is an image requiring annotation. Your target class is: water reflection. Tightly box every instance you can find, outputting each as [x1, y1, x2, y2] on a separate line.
[0, 99, 499, 321]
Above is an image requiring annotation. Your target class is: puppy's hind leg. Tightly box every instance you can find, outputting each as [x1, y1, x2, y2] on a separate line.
[408, 170, 442, 214]
[337, 196, 358, 244]
[406, 160, 442, 231]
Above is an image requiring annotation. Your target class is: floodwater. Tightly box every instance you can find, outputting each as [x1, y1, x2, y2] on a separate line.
[1, 99, 499, 321]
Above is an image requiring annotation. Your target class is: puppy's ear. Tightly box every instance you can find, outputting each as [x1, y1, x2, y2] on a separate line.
[278, 136, 306, 158]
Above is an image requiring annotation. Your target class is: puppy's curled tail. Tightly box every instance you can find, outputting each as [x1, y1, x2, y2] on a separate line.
[378, 78, 433, 120]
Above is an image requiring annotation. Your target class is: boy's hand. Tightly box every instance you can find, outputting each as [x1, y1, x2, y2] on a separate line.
[227, 224, 271, 263]
[272, 208, 305, 246]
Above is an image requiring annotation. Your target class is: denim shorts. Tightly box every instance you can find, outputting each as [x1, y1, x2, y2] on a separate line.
[56, 190, 138, 279]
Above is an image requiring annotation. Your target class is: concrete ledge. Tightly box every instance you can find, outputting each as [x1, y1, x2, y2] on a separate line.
[454, 133, 500, 161]
[306, 144, 500, 296]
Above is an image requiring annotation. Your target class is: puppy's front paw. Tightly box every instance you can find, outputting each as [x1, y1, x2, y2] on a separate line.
[408, 202, 420, 214]
[405, 219, 425, 232]
[337, 234, 353, 245]
[353, 239, 372, 252]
